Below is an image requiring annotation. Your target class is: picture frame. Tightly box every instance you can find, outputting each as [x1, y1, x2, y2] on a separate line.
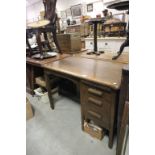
[71, 4, 82, 18]
[66, 8, 72, 17]
[87, 3, 93, 12]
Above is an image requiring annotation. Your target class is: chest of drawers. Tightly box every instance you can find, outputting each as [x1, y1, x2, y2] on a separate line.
[57, 34, 81, 53]
[80, 80, 119, 148]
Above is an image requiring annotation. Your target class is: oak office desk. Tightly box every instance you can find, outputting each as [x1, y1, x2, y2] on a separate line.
[43, 56, 125, 148]
[26, 54, 70, 95]
[78, 51, 129, 64]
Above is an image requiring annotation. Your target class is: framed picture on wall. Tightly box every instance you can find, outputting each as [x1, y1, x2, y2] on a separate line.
[66, 8, 72, 17]
[87, 3, 93, 12]
[71, 4, 82, 17]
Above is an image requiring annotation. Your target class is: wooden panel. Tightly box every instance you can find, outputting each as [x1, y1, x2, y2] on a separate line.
[57, 34, 81, 53]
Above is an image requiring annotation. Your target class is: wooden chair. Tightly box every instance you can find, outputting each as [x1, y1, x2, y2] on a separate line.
[27, 0, 62, 59]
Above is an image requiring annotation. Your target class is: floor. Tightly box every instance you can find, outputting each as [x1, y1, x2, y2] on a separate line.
[26, 93, 118, 155]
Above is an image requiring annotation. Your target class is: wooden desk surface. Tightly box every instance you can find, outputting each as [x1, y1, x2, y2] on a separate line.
[26, 54, 70, 67]
[43, 56, 125, 90]
[78, 52, 129, 64]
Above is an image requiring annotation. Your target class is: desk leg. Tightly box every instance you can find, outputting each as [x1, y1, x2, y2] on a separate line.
[45, 72, 54, 109]
[81, 112, 84, 131]
[109, 129, 114, 148]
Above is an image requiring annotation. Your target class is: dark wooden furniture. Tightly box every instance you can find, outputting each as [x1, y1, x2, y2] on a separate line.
[79, 51, 129, 64]
[26, 27, 55, 58]
[43, 56, 125, 148]
[117, 101, 129, 155]
[103, 22, 126, 37]
[26, 54, 70, 95]
[116, 65, 129, 155]
[87, 18, 105, 55]
[107, 1, 129, 60]
[26, 0, 62, 59]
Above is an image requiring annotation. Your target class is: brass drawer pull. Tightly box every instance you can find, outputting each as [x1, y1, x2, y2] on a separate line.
[88, 88, 103, 96]
[88, 97, 102, 106]
[88, 111, 102, 120]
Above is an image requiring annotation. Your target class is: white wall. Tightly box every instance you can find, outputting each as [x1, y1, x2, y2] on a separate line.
[26, 1, 43, 22]
[26, 0, 125, 22]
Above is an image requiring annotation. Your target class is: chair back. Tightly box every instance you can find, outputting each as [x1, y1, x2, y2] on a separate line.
[43, 0, 57, 24]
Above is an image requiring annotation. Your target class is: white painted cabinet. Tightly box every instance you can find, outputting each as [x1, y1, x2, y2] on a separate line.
[85, 37, 129, 53]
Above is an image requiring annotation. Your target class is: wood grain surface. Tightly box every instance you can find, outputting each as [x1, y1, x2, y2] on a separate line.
[78, 51, 129, 64]
[26, 54, 70, 67]
[43, 56, 125, 90]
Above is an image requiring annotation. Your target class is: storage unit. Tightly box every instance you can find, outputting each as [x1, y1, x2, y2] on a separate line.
[57, 33, 81, 53]
[66, 24, 81, 34]
[85, 37, 129, 53]
[80, 80, 119, 148]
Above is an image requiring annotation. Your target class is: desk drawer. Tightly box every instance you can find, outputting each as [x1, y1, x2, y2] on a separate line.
[85, 108, 110, 129]
[86, 95, 110, 112]
[80, 81, 112, 105]
[80, 81, 112, 129]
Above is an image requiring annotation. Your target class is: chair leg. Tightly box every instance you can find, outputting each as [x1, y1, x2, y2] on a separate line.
[52, 27, 62, 54]
[109, 129, 114, 149]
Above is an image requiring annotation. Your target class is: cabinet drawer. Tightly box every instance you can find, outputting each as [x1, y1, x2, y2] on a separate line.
[81, 81, 112, 102]
[85, 108, 110, 129]
[88, 97, 103, 107]
[86, 98, 110, 121]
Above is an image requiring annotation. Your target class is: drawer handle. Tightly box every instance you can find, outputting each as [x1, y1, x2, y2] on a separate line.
[88, 111, 102, 120]
[88, 97, 102, 106]
[88, 88, 103, 96]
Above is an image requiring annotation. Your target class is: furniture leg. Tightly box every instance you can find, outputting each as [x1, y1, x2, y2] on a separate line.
[109, 129, 114, 148]
[45, 72, 54, 109]
[43, 31, 52, 51]
[26, 34, 32, 56]
[36, 30, 44, 59]
[94, 22, 98, 52]
[81, 112, 84, 131]
[52, 25, 62, 54]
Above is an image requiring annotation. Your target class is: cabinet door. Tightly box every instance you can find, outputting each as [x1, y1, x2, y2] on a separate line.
[85, 40, 94, 50]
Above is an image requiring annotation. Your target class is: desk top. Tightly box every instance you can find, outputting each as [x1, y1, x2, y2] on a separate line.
[26, 54, 70, 67]
[43, 56, 125, 90]
[78, 52, 129, 64]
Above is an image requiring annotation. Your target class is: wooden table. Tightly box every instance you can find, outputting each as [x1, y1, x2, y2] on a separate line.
[78, 51, 129, 64]
[43, 56, 125, 148]
[26, 54, 70, 94]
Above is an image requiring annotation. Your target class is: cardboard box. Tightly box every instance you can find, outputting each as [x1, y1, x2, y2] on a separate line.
[84, 121, 104, 140]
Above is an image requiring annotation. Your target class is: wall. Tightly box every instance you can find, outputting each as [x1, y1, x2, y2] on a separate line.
[26, 0, 125, 22]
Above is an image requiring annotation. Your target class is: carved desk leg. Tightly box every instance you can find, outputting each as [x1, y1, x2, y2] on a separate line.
[45, 71, 54, 109]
